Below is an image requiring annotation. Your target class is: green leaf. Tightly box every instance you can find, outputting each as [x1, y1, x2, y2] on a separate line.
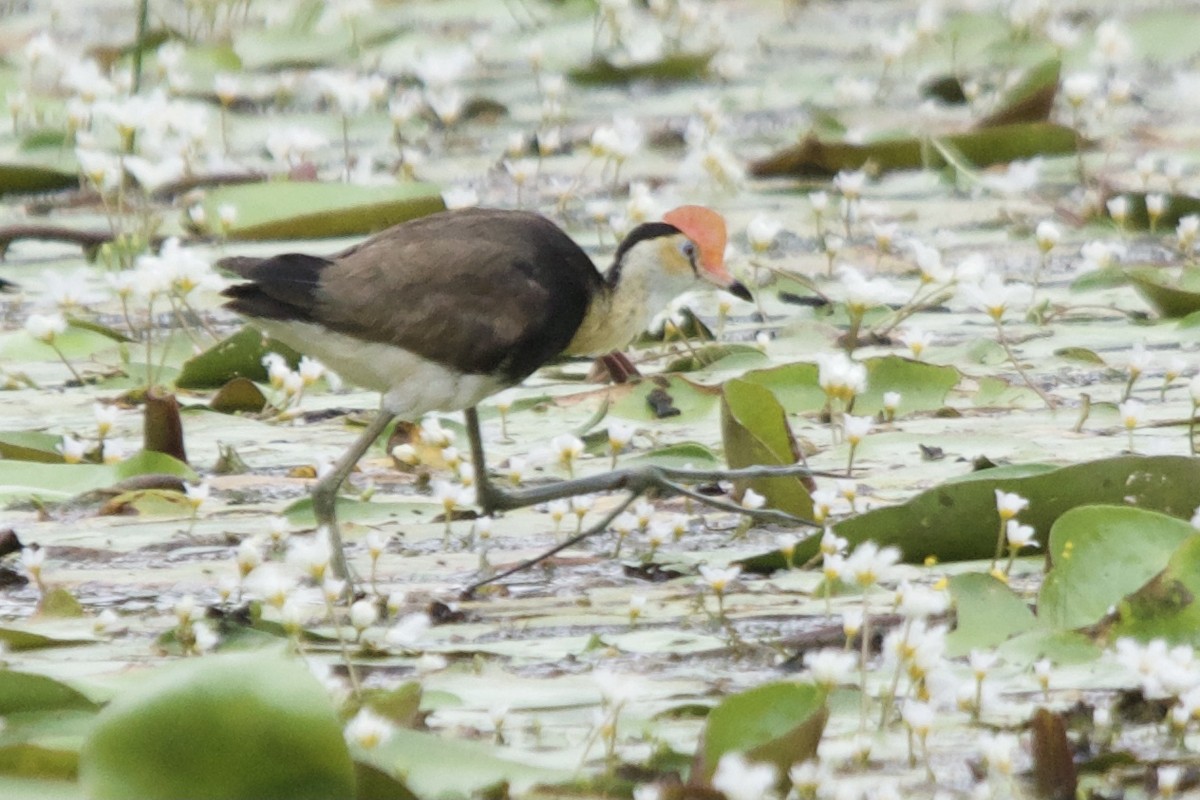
[0, 163, 77, 197]
[210, 377, 268, 414]
[0, 670, 99, 715]
[175, 326, 300, 390]
[0, 450, 195, 501]
[0, 745, 78, 781]
[975, 58, 1060, 127]
[749, 122, 1080, 179]
[198, 181, 445, 240]
[0, 431, 64, 463]
[79, 652, 355, 800]
[720, 379, 813, 519]
[778, 455, 1200, 566]
[740, 355, 960, 414]
[609, 375, 722, 423]
[696, 681, 827, 783]
[362, 728, 571, 798]
[569, 50, 714, 85]
[0, 626, 94, 652]
[1107, 536, 1200, 645]
[1125, 267, 1200, 319]
[625, 442, 721, 470]
[1038, 506, 1197, 630]
[945, 573, 1037, 656]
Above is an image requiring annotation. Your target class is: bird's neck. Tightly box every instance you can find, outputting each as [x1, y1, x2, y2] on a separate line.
[565, 244, 686, 356]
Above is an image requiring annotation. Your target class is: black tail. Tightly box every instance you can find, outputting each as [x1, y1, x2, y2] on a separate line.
[219, 253, 333, 323]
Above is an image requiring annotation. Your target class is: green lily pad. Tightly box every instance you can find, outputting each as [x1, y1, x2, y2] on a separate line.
[720, 379, 813, 519]
[175, 326, 300, 390]
[0, 163, 77, 197]
[569, 50, 714, 85]
[197, 181, 445, 241]
[625, 442, 721, 470]
[1125, 267, 1200, 319]
[0, 431, 65, 463]
[0, 670, 99, 715]
[1106, 536, 1200, 646]
[945, 572, 1037, 656]
[210, 377, 268, 414]
[79, 651, 355, 800]
[741, 355, 960, 415]
[0, 450, 195, 501]
[752, 455, 1200, 568]
[1038, 505, 1197, 631]
[609, 375, 721, 423]
[975, 58, 1060, 128]
[695, 681, 827, 783]
[749, 122, 1080, 179]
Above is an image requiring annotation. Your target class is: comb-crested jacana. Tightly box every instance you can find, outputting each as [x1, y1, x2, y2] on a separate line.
[220, 205, 749, 584]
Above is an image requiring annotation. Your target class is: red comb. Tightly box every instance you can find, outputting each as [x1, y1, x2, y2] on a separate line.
[663, 206, 727, 274]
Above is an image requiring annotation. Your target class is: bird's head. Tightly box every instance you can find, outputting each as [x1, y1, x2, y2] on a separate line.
[609, 205, 751, 304]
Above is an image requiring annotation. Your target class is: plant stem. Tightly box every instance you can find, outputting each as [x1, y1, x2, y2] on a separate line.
[994, 318, 1057, 409]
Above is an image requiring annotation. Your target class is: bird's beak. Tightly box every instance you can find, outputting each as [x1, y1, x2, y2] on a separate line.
[698, 255, 751, 302]
[726, 280, 753, 302]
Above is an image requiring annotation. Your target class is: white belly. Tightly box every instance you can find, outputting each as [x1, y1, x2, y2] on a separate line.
[250, 319, 509, 419]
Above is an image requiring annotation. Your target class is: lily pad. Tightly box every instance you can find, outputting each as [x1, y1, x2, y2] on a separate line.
[749, 122, 1080, 179]
[945, 572, 1037, 656]
[741, 355, 960, 415]
[720, 379, 813, 518]
[1124, 267, 1200, 319]
[0, 163, 77, 196]
[1105, 536, 1200, 646]
[1037, 505, 1197, 631]
[975, 58, 1060, 128]
[755, 455, 1200, 568]
[196, 181, 445, 241]
[569, 50, 714, 85]
[0, 450, 195, 502]
[695, 681, 827, 783]
[79, 651, 355, 800]
[175, 326, 300, 390]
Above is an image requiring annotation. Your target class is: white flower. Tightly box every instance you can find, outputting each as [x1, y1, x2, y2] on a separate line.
[844, 541, 900, 588]
[969, 649, 998, 680]
[551, 433, 585, 473]
[833, 169, 867, 200]
[901, 700, 934, 736]
[1063, 73, 1099, 107]
[1035, 220, 1061, 252]
[842, 414, 872, 445]
[804, 648, 858, 688]
[287, 530, 333, 581]
[995, 490, 1029, 520]
[747, 215, 783, 254]
[344, 708, 394, 750]
[698, 564, 741, 594]
[809, 191, 829, 213]
[898, 327, 933, 359]
[1005, 520, 1038, 550]
[387, 612, 431, 649]
[184, 481, 209, 509]
[896, 582, 949, 618]
[816, 351, 868, 402]
[1147, 194, 1167, 218]
[882, 391, 901, 414]
[980, 732, 1018, 776]
[193, 621, 219, 653]
[1118, 399, 1143, 430]
[958, 272, 1031, 321]
[25, 312, 68, 343]
[741, 488, 766, 510]
[350, 599, 379, 634]
[836, 265, 896, 313]
[608, 420, 635, 452]
[433, 480, 472, 515]
[1106, 196, 1129, 223]
[57, 435, 86, 464]
[711, 753, 778, 800]
[1126, 343, 1153, 378]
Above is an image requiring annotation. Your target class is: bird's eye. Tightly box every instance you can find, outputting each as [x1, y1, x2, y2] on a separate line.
[679, 240, 697, 261]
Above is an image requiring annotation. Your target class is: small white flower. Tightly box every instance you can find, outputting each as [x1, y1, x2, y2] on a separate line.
[843, 414, 872, 445]
[344, 708, 394, 750]
[844, 541, 900, 588]
[698, 564, 741, 594]
[1118, 399, 1143, 430]
[93, 403, 118, 437]
[995, 490, 1029, 520]
[25, 312, 68, 344]
[350, 599, 379, 634]
[387, 612, 431, 649]
[551, 433, 585, 473]
[184, 481, 210, 509]
[1146, 193, 1167, 218]
[58, 435, 86, 464]
[747, 215, 783, 254]
[902, 700, 934, 736]
[741, 488, 766, 510]
[882, 391, 901, 414]
[1106, 196, 1129, 224]
[711, 752, 778, 800]
[804, 648, 858, 688]
[193, 621, 219, 653]
[1005, 520, 1038, 551]
[1035, 220, 1061, 252]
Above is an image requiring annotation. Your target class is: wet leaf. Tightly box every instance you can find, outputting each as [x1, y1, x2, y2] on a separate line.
[609, 375, 721, 423]
[0, 431, 64, 463]
[0, 163, 77, 197]
[749, 122, 1080, 179]
[1038, 506, 1196, 631]
[36, 588, 85, 619]
[196, 181, 445, 241]
[778, 455, 1200, 565]
[79, 651, 355, 800]
[975, 58, 1060, 128]
[945, 573, 1036, 656]
[1106, 536, 1200, 646]
[142, 389, 187, 464]
[210, 377, 268, 414]
[0, 670, 99, 715]
[569, 50, 714, 85]
[0, 450, 195, 501]
[361, 728, 571, 798]
[175, 326, 300, 390]
[1125, 267, 1200, 319]
[741, 355, 960, 415]
[695, 681, 827, 783]
[720, 379, 813, 518]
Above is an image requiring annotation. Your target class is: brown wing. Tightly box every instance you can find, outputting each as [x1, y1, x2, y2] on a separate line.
[221, 208, 602, 383]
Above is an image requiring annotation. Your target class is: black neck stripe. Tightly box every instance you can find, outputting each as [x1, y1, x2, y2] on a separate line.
[608, 221, 680, 285]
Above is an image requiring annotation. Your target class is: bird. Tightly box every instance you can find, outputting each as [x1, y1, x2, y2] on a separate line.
[219, 205, 749, 585]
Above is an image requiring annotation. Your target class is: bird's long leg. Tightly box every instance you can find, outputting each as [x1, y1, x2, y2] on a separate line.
[465, 406, 827, 527]
[312, 409, 395, 588]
